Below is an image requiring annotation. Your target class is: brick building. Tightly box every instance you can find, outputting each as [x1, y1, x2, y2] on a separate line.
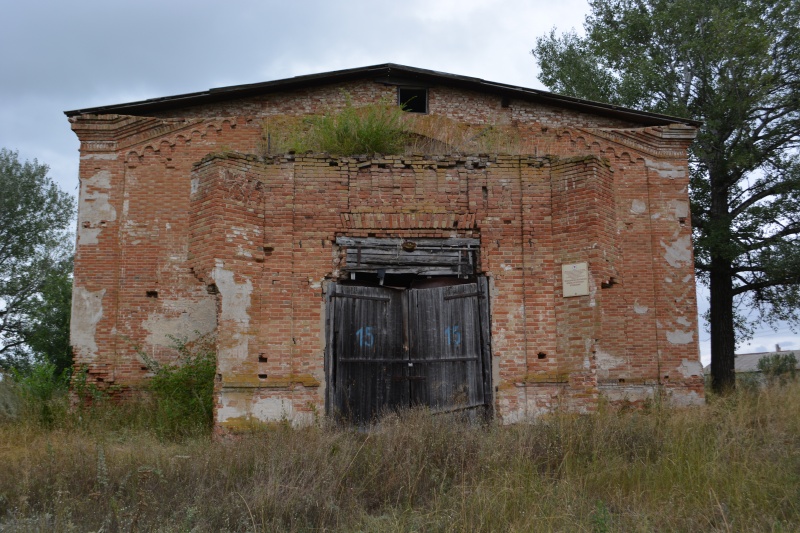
[66, 64, 704, 428]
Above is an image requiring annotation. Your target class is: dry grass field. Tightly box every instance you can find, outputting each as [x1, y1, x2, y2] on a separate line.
[1, 378, 798, 532]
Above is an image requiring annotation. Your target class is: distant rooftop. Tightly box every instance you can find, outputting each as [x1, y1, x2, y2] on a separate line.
[704, 347, 800, 374]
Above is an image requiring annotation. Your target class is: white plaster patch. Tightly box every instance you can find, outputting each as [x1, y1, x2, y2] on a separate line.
[213, 267, 252, 326]
[191, 177, 199, 195]
[217, 390, 250, 422]
[501, 264, 512, 271]
[666, 329, 694, 345]
[671, 200, 690, 219]
[77, 170, 117, 246]
[79, 228, 102, 245]
[661, 235, 692, 268]
[676, 316, 692, 327]
[80, 153, 118, 160]
[251, 397, 293, 422]
[682, 274, 693, 283]
[70, 287, 105, 360]
[213, 266, 253, 374]
[677, 359, 703, 378]
[630, 199, 647, 214]
[596, 347, 625, 373]
[647, 160, 686, 179]
[670, 390, 704, 407]
[142, 297, 217, 347]
[599, 384, 656, 404]
[583, 339, 594, 370]
[498, 389, 527, 423]
[633, 301, 649, 315]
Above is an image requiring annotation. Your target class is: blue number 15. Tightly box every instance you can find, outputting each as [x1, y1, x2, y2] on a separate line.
[356, 326, 374, 347]
[444, 325, 461, 346]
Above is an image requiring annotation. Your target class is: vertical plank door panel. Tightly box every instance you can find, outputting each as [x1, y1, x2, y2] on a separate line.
[408, 284, 485, 411]
[331, 285, 405, 424]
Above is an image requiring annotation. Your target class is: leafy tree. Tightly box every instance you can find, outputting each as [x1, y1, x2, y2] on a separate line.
[0, 149, 75, 372]
[18, 260, 74, 376]
[532, 0, 800, 392]
[757, 351, 798, 384]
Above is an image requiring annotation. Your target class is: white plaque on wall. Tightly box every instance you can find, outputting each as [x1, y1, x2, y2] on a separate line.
[562, 262, 589, 297]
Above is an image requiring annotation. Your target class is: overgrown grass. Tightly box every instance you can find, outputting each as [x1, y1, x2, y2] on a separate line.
[262, 99, 408, 156]
[259, 101, 530, 157]
[1, 382, 799, 531]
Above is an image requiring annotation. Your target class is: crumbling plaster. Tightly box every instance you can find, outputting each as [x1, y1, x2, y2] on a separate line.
[70, 287, 105, 360]
[212, 265, 254, 375]
[141, 296, 216, 347]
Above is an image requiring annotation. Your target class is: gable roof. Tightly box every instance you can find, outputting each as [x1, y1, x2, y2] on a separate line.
[64, 63, 700, 127]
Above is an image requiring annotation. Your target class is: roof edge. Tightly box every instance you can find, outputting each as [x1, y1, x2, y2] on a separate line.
[64, 63, 701, 127]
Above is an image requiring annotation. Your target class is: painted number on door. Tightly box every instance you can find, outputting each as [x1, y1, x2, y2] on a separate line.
[356, 326, 374, 347]
[444, 325, 461, 346]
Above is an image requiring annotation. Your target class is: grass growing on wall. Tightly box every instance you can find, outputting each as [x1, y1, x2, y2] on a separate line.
[259, 102, 530, 157]
[2, 380, 800, 531]
[261, 99, 408, 156]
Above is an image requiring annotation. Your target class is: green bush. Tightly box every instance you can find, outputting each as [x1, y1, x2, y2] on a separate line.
[758, 352, 798, 384]
[11, 361, 69, 427]
[143, 335, 216, 439]
[290, 99, 408, 155]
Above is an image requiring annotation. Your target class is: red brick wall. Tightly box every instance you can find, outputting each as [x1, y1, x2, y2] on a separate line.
[68, 81, 703, 425]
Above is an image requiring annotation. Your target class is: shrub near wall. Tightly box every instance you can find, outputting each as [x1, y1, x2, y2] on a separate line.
[142, 335, 216, 439]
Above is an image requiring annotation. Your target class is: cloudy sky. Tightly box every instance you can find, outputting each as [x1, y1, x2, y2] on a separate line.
[0, 0, 794, 362]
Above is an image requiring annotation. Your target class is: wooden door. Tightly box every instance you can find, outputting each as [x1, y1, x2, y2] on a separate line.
[407, 283, 486, 411]
[328, 279, 491, 424]
[329, 285, 405, 424]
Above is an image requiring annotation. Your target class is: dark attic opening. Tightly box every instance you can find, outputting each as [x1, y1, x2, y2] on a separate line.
[398, 87, 428, 113]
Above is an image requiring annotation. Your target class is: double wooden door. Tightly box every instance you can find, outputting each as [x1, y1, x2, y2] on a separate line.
[327, 279, 492, 424]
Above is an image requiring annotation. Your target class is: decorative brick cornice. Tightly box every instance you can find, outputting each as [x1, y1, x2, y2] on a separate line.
[70, 113, 208, 153]
[577, 124, 697, 159]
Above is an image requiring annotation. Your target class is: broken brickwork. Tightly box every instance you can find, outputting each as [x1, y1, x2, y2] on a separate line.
[67, 65, 704, 428]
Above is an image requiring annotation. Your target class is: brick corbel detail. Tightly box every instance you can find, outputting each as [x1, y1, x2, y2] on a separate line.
[578, 124, 697, 159]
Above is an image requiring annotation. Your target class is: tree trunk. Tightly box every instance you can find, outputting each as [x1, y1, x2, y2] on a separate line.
[708, 167, 737, 393]
[709, 263, 736, 392]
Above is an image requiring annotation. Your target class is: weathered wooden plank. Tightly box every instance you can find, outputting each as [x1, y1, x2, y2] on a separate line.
[477, 276, 494, 409]
[443, 291, 482, 300]
[338, 356, 479, 363]
[330, 291, 391, 301]
[345, 253, 464, 265]
[332, 285, 406, 424]
[336, 236, 480, 248]
[346, 249, 464, 259]
[344, 266, 465, 276]
[407, 283, 484, 411]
